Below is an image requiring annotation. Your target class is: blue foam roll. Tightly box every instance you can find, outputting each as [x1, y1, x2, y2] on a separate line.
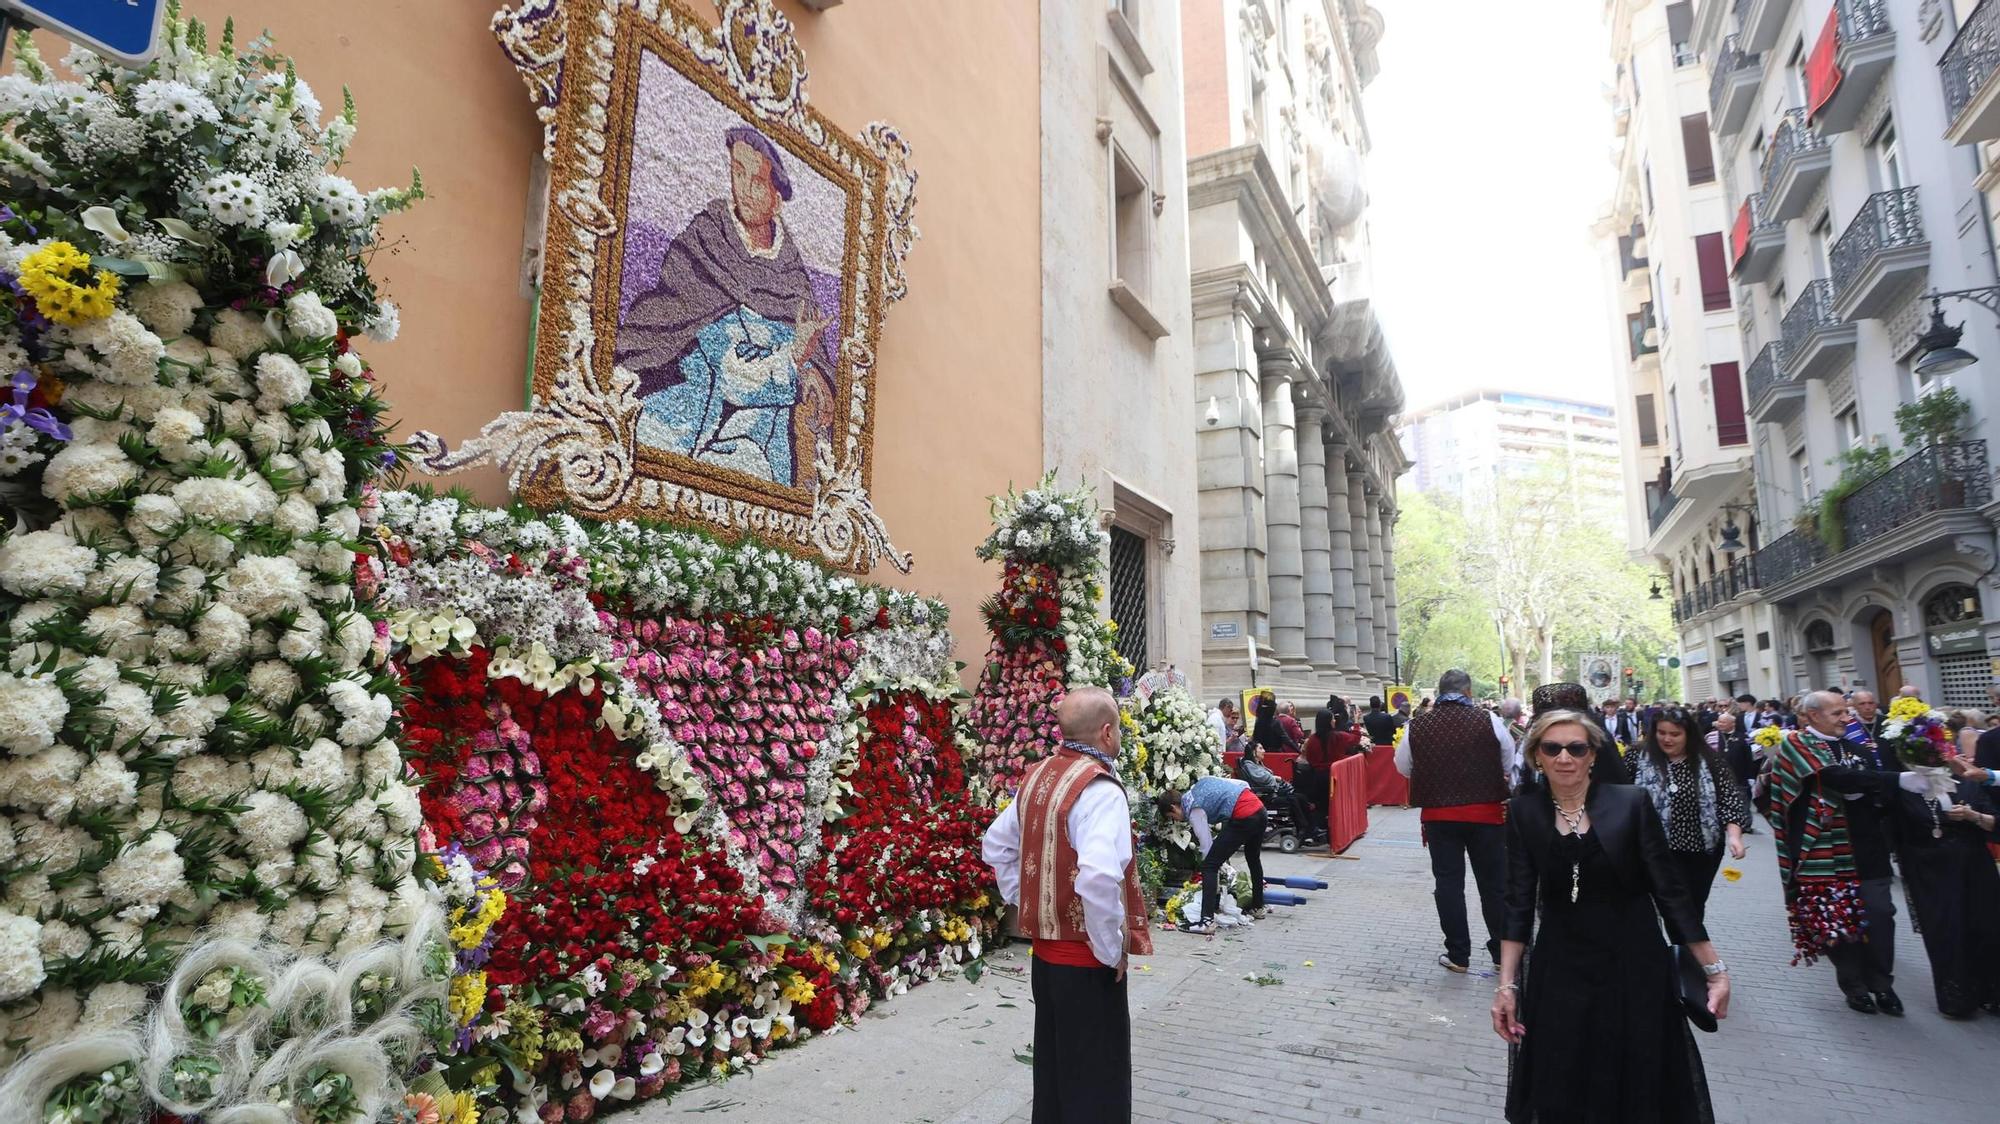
[1264, 876, 1329, 890]
[1260, 890, 1308, 906]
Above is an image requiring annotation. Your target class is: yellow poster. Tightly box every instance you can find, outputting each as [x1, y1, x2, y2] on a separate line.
[1385, 684, 1416, 711]
[1240, 686, 1276, 720]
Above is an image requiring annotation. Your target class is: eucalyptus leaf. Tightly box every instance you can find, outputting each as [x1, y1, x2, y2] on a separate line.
[89, 256, 150, 277]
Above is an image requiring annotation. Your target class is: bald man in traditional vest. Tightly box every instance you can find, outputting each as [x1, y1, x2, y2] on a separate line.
[982, 686, 1154, 1122]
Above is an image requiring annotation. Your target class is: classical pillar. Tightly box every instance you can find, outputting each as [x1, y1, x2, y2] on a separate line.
[1348, 469, 1377, 681]
[1381, 506, 1401, 685]
[1366, 490, 1389, 679]
[1261, 357, 1310, 671]
[1296, 405, 1337, 674]
[1324, 440, 1360, 675]
[1193, 284, 1268, 684]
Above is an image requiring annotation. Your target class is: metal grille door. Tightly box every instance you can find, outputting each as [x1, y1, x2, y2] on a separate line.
[1108, 527, 1149, 671]
[1937, 652, 1989, 708]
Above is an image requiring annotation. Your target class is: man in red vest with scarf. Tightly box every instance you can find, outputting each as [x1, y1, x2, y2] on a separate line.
[982, 686, 1154, 1121]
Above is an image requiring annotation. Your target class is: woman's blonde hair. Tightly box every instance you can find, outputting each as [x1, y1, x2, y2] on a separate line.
[1949, 709, 1987, 733]
[1520, 709, 1605, 765]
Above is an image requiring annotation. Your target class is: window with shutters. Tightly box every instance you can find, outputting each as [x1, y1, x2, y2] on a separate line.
[1627, 308, 1657, 359]
[1681, 113, 1714, 184]
[1635, 393, 1659, 446]
[1107, 526, 1149, 672]
[1667, 3, 1696, 66]
[1695, 233, 1730, 311]
[1711, 363, 1747, 446]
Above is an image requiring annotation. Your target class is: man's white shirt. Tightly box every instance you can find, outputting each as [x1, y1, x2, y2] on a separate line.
[981, 777, 1132, 968]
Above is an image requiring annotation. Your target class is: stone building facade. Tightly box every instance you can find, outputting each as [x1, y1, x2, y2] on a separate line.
[1181, 0, 1408, 703]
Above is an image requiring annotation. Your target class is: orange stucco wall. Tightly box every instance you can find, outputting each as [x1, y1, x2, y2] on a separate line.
[1180, 0, 1232, 158]
[154, 0, 1041, 669]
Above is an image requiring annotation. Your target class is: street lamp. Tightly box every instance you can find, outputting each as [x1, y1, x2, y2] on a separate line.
[1913, 289, 2000, 379]
[1715, 503, 1757, 554]
[1648, 578, 1664, 600]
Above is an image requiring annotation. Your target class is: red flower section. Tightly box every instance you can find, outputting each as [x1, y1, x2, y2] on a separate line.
[843, 690, 966, 830]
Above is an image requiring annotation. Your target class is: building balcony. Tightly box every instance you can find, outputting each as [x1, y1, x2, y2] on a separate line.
[1943, 0, 2000, 146]
[1710, 35, 1763, 137]
[1737, 0, 1793, 54]
[1757, 442, 1994, 597]
[1813, 0, 1896, 135]
[1829, 187, 1928, 320]
[1745, 339, 1803, 422]
[1649, 487, 1682, 534]
[1731, 193, 1783, 283]
[1618, 223, 1648, 277]
[1779, 278, 1857, 381]
[1762, 108, 1830, 221]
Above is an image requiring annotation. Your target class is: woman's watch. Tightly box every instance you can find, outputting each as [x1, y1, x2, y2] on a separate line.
[1701, 960, 1728, 977]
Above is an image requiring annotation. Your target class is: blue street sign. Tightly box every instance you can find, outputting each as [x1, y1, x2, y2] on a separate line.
[2, 0, 166, 67]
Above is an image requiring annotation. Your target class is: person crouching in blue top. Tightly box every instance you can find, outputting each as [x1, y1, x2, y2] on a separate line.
[1157, 776, 1267, 934]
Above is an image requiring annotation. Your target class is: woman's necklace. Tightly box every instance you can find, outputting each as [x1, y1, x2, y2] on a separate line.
[1929, 799, 1944, 840]
[1666, 754, 1682, 795]
[1554, 792, 1588, 902]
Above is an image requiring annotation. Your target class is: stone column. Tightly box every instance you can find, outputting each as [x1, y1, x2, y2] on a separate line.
[1324, 440, 1360, 676]
[1261, 357, 1310, 672]
[1193, 283, 1268, 687]
[1381, 506, 1401, 686]
[1296, 405, 1337, 674]
[1366, 490, 1389, 679]
[1347, 469, 1377, 682]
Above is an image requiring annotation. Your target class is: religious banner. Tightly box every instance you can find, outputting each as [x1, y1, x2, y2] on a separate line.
[1579, 652, 1620, 706]
[413, 0, 920, 573]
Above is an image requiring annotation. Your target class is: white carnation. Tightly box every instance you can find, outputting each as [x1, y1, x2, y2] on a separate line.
[79, 981, 149, 1029]
[246, 660, 301, 707]
[126, 280, 203, 338]
[147, 404, 207, 451]
[82, 604, 150, 662]
[66, 311, 166, 386]
[99, 681, 157, 745]
[84, 553, 161, 605]
[223, 554, 310, 620]
[254, 351, 311, 409]
[192, 603, 251, 665]
[0, 672, 68, 753]
[171, 475, 275, 524]
[364, 301, 399, 343]
[236, 790, 309, 858]
[209, 308, 273, 359]
[41, 440, 140, 503]
[295, 737, 349, 792]
[0, 530, 96, 598]
[98, 830, 184, 922]
[283, 291, 340, 340]
[0, 911, 45, 1002]
[74, 753, 138, 812]
[326, 678, 391, 747]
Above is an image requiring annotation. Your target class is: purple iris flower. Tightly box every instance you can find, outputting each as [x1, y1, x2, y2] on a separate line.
[3, 370, 68, 442]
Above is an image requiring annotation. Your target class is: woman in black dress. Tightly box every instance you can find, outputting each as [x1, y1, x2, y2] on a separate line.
[1888, 760, 2000, 1016]
[1493, 710, 1730, 1124]
[1626, 707, 1751, 923]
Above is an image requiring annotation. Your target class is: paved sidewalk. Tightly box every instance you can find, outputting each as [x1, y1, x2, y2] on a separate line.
[632, 806, 2000, 1122]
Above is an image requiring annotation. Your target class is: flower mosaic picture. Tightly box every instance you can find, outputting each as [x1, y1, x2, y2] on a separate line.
[422, 0, 921, 574]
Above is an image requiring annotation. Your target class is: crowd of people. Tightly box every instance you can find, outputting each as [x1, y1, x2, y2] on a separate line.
[979, 675, 2000, 1123]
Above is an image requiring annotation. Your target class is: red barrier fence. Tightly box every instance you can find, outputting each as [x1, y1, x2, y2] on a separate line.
[1363, 745, 1409, 806]
[1328, 752, 1367, 853]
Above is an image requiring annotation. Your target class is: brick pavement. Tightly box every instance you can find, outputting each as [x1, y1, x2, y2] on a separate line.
[631, 806, 2000, 1122]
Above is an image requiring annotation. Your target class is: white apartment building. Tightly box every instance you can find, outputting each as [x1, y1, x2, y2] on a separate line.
[1599, 0, 1775, 702]
[1398, 389, 1625, 518]
[1181, 0, 1408, 703]
[1683, 0, 2000, 706]
[1041, 1, 1201, 684]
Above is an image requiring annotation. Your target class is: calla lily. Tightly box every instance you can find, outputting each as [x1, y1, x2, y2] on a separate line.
[266, 248, 305, 287]
[611, 1077, 636, 1100]
[82, 206, 132, 244]
[588, 1069, 616, 1098]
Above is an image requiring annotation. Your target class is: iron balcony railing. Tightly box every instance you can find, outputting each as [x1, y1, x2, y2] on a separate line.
[1709, 34, 1760, 118]
[1756, 528, 1829, 590]
[1745, 339, 1788, 406]
[1779, 278, 1839, 362]
[1829, 187, 1923, 302]
[1942, 0, 2000, 127]
[1649, 487, 1681, 533]
[1836, 0, 1892, 43]
[1761, 108, 1827, 195]
[1840, 441, 1994, 546]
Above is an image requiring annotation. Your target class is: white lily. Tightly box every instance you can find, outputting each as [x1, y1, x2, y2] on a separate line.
[265, 248, 305, 287]
[82, 206, 132, 245]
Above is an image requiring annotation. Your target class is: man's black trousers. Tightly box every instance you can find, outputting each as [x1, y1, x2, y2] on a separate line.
[1030, 957, 1130, 1123]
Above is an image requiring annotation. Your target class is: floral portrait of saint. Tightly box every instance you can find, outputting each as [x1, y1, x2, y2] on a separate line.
[428, 0, 919, 574]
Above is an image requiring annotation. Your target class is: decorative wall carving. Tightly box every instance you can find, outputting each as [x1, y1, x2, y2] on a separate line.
[417, 0, 919, 573]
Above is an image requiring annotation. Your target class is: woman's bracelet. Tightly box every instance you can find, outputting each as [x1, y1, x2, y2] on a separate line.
[1701, 960, 1728, 977]
[1494, 982, 1519, 993]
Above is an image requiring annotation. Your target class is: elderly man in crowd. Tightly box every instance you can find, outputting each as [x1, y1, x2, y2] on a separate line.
[982, 687, 1152, 1119]
[1397, 669, 1518, 973]
[1769, 690, 1903, 1016]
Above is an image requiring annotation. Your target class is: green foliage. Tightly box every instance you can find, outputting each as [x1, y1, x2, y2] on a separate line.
[1894, 386, 1971, 450]
[1815, 444, 1893, 554]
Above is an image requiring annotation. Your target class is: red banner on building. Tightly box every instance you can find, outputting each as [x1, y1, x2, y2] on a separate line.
[1807, 7, 1842, 120]
[1730, 196, 1752, 266]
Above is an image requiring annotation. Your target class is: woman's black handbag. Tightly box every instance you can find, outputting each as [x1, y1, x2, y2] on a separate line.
[1671, 944, 1717, 1033]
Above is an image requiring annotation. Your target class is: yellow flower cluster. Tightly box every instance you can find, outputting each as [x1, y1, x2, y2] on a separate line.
[439, 1092, 480, 1124]
[18, 241, 121, 326]
[683, 961, 727, 999]
[1119, 711, 1149, 773]
[1752, 725, 1784, 749]
[499, 1001, 545, 1068]
[780, 974, 817, 1005]
[1888, 695, 1931, 722]
[447, 970, 487, 1028]
[807, 944, 841, 973]
[937, 915, 973, 944]
[448, 879, 506, 952]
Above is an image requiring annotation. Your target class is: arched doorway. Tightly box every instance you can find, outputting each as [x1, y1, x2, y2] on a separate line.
[1803, 619, 1838, 692]
[1867, 609, 1902, 697]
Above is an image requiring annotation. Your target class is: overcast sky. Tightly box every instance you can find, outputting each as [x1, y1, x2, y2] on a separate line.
[1364, 0, 1616, 414]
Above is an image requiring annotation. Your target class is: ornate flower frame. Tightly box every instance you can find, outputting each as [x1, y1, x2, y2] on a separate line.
[412, 0, 918, 573]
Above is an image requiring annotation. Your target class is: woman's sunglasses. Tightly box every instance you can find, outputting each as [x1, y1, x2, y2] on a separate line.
[1536, 740, 1594, 759]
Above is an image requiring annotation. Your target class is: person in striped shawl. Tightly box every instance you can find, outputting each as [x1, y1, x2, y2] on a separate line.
[1769, 690, 1904, 1015]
